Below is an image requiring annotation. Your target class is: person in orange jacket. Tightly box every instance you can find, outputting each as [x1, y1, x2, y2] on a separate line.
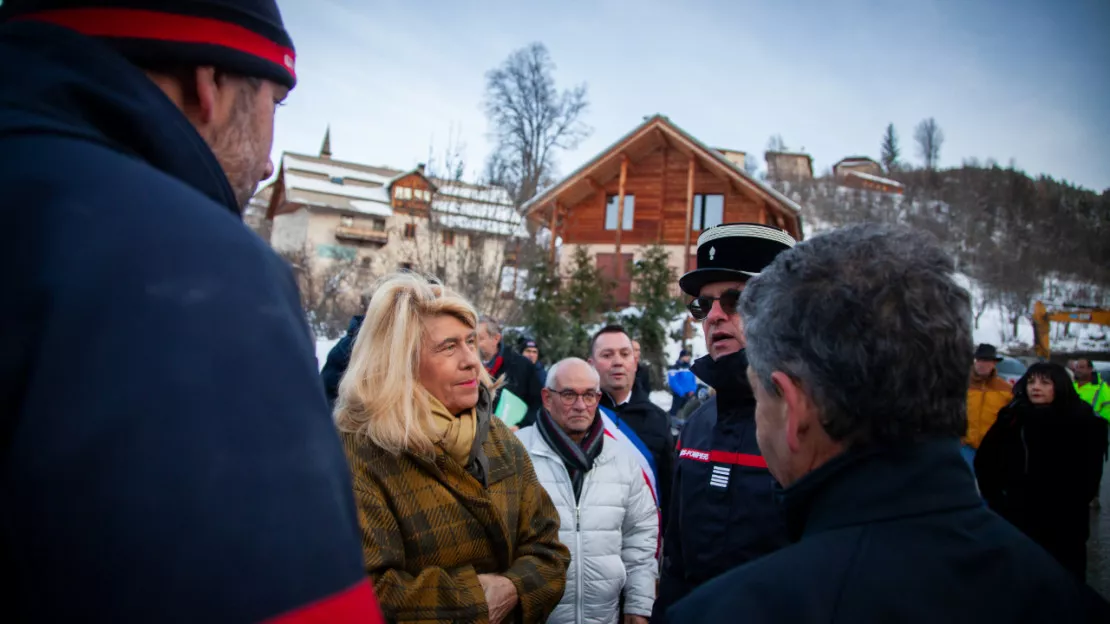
[964, 344, 1013, 473]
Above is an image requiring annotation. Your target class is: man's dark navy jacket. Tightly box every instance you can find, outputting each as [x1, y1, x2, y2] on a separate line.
[667, 439, 1110, 623]
[0, 22, 378, 622]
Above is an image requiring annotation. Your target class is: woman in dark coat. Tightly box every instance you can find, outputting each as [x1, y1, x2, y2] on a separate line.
[976, 362, 1109, 579]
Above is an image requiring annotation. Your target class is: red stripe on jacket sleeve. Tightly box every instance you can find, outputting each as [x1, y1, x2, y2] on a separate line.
[263, 580, 384, 624]
[709, 450, 768, 468]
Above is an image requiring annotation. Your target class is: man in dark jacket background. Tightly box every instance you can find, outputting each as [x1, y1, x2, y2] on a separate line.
[321, 315, 364, 409]
[0, 1, 382, 621]
[652, 223, 795, 621]
[479, 315, 543, 428]
[592, 325, 673, 532]
[668, 224, 1110, 623]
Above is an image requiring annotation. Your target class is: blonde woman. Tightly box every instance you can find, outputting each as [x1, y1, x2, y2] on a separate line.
[336, 273, 569, 624]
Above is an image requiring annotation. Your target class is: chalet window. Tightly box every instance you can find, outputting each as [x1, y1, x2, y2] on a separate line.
[604, 194, 634, 231]
[372, 219, 386, 231]
[417, 189, 432, 201]
[692, 194, 724, 230]
[395, 186, 413, 200]
[443, 230, 455, 246]
[340, 215, 354, 227]
[404, 223, 417, 239]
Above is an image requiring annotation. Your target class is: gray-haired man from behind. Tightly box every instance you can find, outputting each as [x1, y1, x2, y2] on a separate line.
[667, 224, 1110, 623]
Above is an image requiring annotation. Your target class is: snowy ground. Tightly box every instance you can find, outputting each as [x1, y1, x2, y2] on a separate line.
[315, 337, 340, 370]
[955, 273, 1109, 354]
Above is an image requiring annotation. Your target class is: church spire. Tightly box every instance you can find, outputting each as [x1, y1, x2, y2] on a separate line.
[320, 125, 332, 159]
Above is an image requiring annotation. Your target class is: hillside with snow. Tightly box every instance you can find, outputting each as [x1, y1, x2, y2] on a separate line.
[790, 179, 1109, 357]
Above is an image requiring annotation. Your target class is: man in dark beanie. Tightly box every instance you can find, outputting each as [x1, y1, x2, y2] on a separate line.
[0, 2, 383, 622]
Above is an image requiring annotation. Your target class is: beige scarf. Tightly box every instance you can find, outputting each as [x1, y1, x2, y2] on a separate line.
[429, 395, 478, 466]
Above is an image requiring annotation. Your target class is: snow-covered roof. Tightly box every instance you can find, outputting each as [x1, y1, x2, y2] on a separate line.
[845, 170, 904, 188]
[349, 199, 393, 217]
[284, 172, 392, 203]
[283, 154, 399, 186]
[435, 213, 528, 238]
[434, 197, 518, 223]
[436, 180, 514, 205]
[766, 150, 813, 160]
[835, 156, 878, 166]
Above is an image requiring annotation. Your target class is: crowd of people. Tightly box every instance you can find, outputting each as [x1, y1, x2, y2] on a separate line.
[5, 1, 1110, 622]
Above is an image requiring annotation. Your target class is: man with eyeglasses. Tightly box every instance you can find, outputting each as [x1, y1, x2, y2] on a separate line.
[517, 358, 659, 624]
[652, 223, 796, 621]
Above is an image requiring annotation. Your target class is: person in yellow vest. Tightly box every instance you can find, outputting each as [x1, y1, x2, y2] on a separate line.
[963, 344, 1013, 473]
[1073, 359, 1110, 421]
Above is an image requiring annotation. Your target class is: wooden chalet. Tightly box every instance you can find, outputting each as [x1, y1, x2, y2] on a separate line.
[833, 156, 884, 178]
[523, 114, 804, 307]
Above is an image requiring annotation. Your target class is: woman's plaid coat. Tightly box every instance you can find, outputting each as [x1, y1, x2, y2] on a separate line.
[342, 400, 569, 623]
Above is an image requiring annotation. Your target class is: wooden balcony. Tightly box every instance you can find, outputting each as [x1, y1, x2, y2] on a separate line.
[335, 225, 388, 244]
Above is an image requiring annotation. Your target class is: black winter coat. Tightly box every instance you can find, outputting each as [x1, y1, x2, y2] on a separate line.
[489, 346, 543, 428]
[667, 439, 1110, 623]
[321, 315, 364, 408]
[0, 22, 369, 621]
[975, 398, 1109, 578]
[600, 388, 674, 532]
[651, 351, 788, 621]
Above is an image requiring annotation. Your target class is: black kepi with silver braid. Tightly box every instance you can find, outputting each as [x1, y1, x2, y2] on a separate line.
[679, 222, 796, 297]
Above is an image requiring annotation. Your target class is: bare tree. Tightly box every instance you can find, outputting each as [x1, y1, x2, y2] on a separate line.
[279, 245, 363, 338]
[880, 123, 900, 172]
[413, 137, 528, 319]
[743, 154, 760, 176]
[914, 117, 944, 170]
[766, 134, 787, 152]
[483, 42, 590, 207]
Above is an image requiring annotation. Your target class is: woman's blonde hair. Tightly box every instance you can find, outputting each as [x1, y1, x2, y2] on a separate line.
[335, 272, 496, 456]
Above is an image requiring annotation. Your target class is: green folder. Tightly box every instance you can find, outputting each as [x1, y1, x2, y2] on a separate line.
[494, 389, 529, 427]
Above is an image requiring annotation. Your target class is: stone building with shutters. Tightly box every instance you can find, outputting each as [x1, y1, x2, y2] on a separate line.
[254, 133, 529, 311]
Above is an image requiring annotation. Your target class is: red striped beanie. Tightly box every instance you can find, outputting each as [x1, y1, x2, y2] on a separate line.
[1, 0, 297, 88]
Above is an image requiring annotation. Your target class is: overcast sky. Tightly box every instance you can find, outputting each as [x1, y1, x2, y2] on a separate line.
[272, 0, 1110, 191]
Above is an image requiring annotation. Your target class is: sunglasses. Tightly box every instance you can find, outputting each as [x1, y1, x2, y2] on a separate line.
[687, 289, 742, 321]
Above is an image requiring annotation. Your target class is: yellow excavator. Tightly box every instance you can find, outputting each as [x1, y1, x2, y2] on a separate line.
[1032, 300, 1110, 359]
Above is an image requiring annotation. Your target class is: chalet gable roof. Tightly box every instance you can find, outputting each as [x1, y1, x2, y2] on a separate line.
[834, 155, 881, 168]
[522, 114, 801, 217]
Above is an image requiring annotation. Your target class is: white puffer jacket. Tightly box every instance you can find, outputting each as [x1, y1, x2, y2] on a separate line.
[517, 426, 658, 624]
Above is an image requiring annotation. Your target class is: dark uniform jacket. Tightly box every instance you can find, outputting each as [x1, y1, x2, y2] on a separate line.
[668, 439, 1110, 623]
[652, 350, 788, 621]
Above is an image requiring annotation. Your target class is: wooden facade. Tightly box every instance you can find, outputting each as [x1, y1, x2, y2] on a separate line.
[390, 170, 436, 217]
[841, 171, 905, 195]
[525, 115, 804, 306]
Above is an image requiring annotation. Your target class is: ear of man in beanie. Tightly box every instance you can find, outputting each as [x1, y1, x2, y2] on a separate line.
[0, 0, 297, 88]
